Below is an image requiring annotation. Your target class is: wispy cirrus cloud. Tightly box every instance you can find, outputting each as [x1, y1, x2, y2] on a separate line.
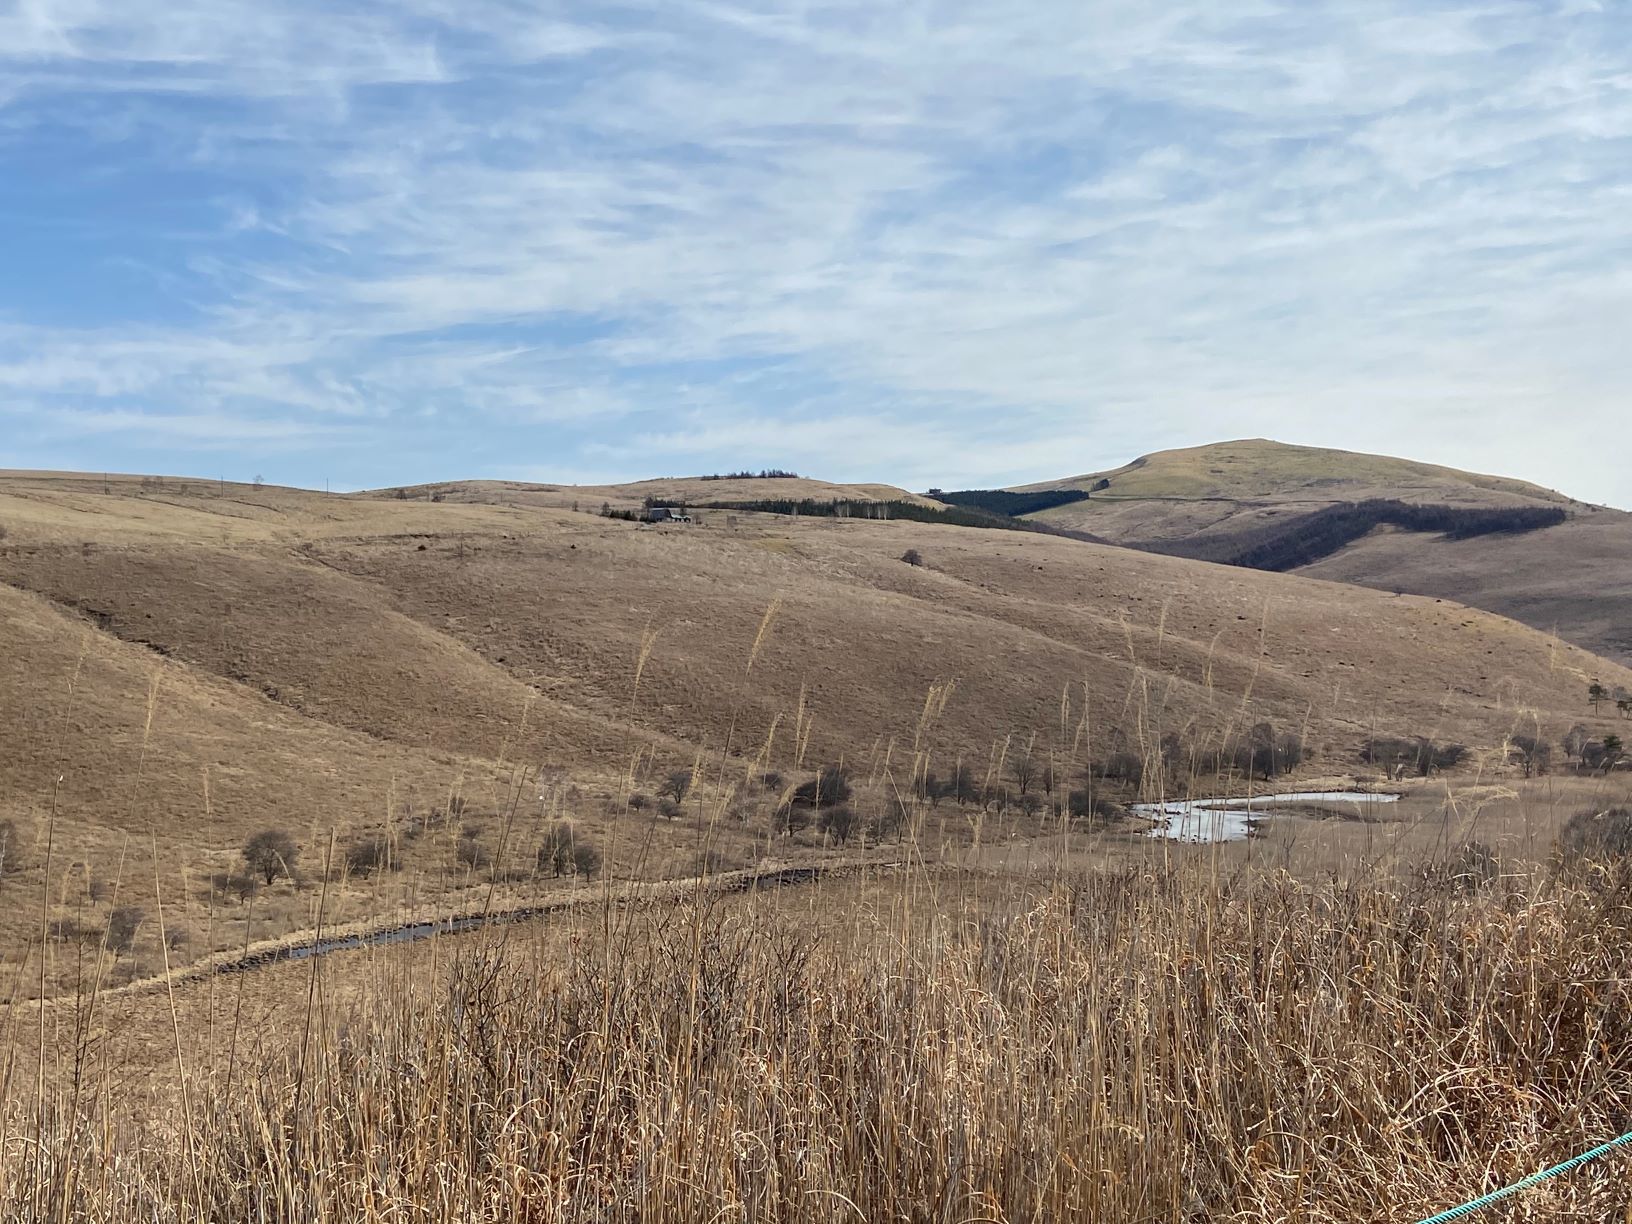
[1, 0, 1630, 503]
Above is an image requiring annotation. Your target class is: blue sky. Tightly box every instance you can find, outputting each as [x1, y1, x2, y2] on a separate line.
[2, 1, 1630, 505]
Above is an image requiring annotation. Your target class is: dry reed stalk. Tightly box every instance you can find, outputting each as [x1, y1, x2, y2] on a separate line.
[6, 853, 1632, 1222]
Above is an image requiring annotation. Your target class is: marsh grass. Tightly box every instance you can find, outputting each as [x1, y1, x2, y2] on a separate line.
[5, 672, 1631, 1221]
[4, 847, 1632, 1222]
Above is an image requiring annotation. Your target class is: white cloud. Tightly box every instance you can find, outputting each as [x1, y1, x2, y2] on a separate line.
[1, 1, 1630, 503]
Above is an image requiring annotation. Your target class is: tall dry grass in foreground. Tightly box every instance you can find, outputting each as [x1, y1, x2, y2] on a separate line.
[5, 856, 1631, 1222]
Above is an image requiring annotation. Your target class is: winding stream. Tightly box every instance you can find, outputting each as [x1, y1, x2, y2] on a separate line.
[1133, 790, 1402, 843]
[212, 866, 835, 976]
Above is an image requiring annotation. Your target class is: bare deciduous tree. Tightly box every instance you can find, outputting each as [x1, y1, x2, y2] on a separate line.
[538, 822, 578, 877]
[104, 905, 145, 958]
[1563, 724, 1591, 761]
[243, 829, 298, 885]
[660, 769, 693, 804]
[1510, 735, 1552, 778]
[571, 842, 603, 879]
[818, 805, 859, 846]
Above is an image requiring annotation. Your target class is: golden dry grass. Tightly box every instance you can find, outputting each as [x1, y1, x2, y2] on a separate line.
[5, 840, 1632, 1221]
[2, 466, 1631, 1220]
[3, 469, 1630, 1000]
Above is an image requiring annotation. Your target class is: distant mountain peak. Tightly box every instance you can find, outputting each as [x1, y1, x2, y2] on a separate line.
[1021, 438, 1572, 506]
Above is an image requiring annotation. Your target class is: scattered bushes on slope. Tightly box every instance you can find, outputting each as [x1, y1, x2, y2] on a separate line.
[692, 496, 1111, 543]
[1234, 722, 1306, 781]
[1362, 736, 1468, 779]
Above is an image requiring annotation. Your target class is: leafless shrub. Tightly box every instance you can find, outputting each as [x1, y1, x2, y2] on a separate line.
[456, 835, 491, 872]
[774, 804, 811, 836]
[48, 918, 87, 943]
[939, 763, 977, 805]
[1067, 791, 1124, 824]
[1558, 806, 1632, 866]
[1363, 736, 1468, 779]
[868, 793, 911, 843]
[343, 835, 400, 878]
[1234, 722, 1304, 781]
[537, 822, 578, 877]
[104, 905, 144, 957]
[695, 847, 739, 875]
[1510, 734, 1552, 777]
[217, 873, 260, 904]
[0, 819, 23, 878]
[817, 805, 859, 846]
[789, 765, 851, 810]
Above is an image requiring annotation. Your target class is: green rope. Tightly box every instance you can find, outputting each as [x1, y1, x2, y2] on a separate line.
[1414, 1129, 1632, 1223]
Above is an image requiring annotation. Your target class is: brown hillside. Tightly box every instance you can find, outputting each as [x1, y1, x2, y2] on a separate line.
[1017, 439, 1631, 663]
[1297, 510, 1632, 664]
[357, 474, 941, 512]
[1024, 438, 1571, 512]
[3, 469, 1627, 993]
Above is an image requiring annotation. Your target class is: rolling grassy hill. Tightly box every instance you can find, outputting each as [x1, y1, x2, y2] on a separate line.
[6, 466, 1632, 1223]
[360, 472, 944, 513]
[1023, 438, 1572, 506]
[1018, 439, 1632, 663]
[2, 467, 1628, 995]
